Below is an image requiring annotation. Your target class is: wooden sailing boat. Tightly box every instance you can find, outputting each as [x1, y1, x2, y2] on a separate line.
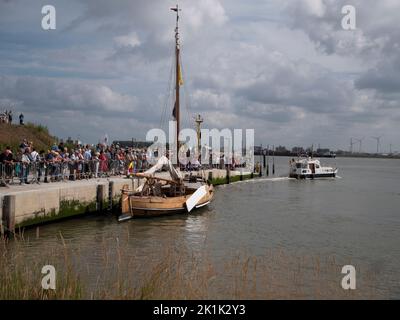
[119, 4, 214, 220]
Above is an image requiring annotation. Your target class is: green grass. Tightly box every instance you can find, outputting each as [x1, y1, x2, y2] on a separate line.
[25, 122, 50, 135]
[210, 173, 254, 185]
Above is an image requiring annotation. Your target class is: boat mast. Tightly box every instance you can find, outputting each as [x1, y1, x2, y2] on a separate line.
[171, 4, 181, 163]
[195, 114, 203, 160]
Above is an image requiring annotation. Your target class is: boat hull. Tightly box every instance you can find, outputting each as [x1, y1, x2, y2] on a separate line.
[121, 184, 214, 218]
[289, 173, 336, 179]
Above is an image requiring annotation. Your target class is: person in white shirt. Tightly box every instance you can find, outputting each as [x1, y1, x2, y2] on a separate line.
[21, 148, 32, 184]
[31, 148, 39, 162]
[29, 148, 41, 182]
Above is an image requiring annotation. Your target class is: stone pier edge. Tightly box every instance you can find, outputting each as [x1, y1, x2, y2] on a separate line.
[0, 169, 254, 232]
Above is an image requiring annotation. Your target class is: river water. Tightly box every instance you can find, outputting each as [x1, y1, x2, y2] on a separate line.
[8, 157, 400, 299]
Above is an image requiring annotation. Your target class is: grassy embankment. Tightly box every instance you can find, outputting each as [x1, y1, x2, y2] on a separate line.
[0, 123, 56, 153]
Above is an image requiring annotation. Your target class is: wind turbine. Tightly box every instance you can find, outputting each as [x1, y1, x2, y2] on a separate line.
[349, 138, 357, 153]
[371, 136, 382, 154]
[355, 137, 365, 153]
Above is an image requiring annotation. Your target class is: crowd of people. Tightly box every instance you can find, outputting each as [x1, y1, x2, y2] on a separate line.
[1, 137, 251, 186]
[0, 139, 150, 186]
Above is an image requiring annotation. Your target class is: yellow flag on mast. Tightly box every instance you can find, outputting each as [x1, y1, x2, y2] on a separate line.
[178, 63, 183, 86]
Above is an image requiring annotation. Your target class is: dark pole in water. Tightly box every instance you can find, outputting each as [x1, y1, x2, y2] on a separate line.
[263, 153, 266, 172]
[108, 181, 114, 211]
[262, 145, 266, 172]
[3, 195, 16, 238]
[272, 145, 275, 175]
[266, 145, 269, 176]
[259, 144, 263, 177]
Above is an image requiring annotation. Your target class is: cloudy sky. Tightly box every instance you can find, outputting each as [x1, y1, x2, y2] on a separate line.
[0, 0, 399, 152]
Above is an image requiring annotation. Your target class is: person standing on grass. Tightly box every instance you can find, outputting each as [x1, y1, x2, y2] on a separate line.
[19, 113, 24, 125]
[8, 110, 12, 124]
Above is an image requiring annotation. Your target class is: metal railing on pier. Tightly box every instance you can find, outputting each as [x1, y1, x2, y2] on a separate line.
[0, 160, 150, 186]
[0, 159, 251, 187]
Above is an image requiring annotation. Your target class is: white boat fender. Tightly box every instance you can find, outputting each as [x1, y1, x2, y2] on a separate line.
[186, 185, 207, 213]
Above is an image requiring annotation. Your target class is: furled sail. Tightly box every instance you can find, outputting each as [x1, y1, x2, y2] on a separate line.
[134, 155, 182, 192]
[144, 155, 182, 181]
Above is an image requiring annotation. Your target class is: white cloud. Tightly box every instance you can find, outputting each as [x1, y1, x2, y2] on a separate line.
[192, 89, 231, 111]
[303, 0, 326, 17]
[185, 0, 228, 30]
[114, 32, 141, 48]
[0, 0, 399, 151]
[0, 76, 138, 114]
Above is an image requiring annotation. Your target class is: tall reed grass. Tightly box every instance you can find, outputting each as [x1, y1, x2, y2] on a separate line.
[0, 231, 381, 300]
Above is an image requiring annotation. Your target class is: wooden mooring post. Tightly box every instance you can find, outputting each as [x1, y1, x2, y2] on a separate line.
[2, 195, 16, 237]
[108, 181, 114, 211]
[96, 184, 105, 212]
[208, 171, 213, 184]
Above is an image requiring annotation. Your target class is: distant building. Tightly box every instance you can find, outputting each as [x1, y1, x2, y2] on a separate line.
[275, 145, 288, 153]
[254, 146, 262, 155]
[292, 146, 305, 154]
[112, 140, 153, 149]
[317, 148, 330, 154]
[66, 137, 74, 144]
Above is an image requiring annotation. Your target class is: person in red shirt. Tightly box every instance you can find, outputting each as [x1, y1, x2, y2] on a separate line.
[99, 150, 108, 174]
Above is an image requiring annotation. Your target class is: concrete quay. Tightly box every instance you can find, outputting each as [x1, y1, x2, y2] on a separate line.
[0, 168, 254, 234]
